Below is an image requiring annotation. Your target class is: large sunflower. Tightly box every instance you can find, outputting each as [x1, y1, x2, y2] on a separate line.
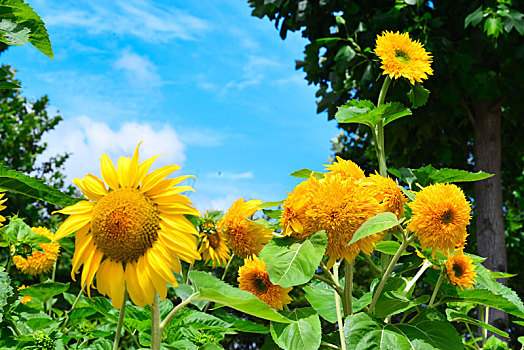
[374, 30, 433, 84]
[0, 192, 7, 226]
[280, 178, 316, 240]
[445, 251, 477, 290]
[324, 156, 365, 182]
[53, 144, 201, 308]
[364, 173, 407, 219]
[198, 217, 231, 267]
[407, 183, 471, 255]
[217, 199, 273, 259]
[13, 227, 60, 275]
[238, 256, 292, 310]
[306, 174, 383, 268]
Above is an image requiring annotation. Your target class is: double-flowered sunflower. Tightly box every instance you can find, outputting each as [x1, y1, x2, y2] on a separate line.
[13, 227, 60, 275]
[364, 173, 407, 219]
[53, 144, 201, 308]
[375, 30, 433, 84]
[238, 256, 292, 310]
[217, 199, 273, 259]
[445, 251, 477, 290]
[407, 183, 471, 255]
[280, 179, 316, 240]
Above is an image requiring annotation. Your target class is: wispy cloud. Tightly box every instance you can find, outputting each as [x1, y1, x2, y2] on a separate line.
[114, 49, 160, 86]
[207, 171, 254, 180]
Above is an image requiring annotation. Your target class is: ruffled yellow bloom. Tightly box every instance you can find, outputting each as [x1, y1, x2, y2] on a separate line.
[198, 219, 231, 267]
[217, 199, 273, 259]
[407, 183, 471, 255]
[13, 227, 60, 275]
[455, 232, 469, 252]
[0, 192, 7, 226]
[53, 143, 201, 309]
[280, 179, 316, 239]
[375, 30, 433, 84]
[324, 156, 365, 182]
[306, 174, 383, 268]
[18, 285, 33, 304]
[238, 256, 292, 310]
[364, 173, 407, 219]
[445, 251, 477, 290]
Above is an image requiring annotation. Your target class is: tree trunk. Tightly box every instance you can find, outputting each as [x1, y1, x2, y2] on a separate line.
[473, 99, 508, 336]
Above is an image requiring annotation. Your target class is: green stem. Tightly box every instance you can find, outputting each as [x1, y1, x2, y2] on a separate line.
[151, 293, 161, 350]
[363, 254, 381, 275]
[343, 260, 353, 317]
[464, 322, 481, 350]
[60, 288, 83, 332]
[160, 294, 197, 333]
[48, 261, 58, 317]
[113, 291, 127, 350]
[377, 76, 392, 107]
[333, 261, 346, 350]
[429, 270, 444, 306]
[403, 259, 432, 295]
[482, 306, 489, 347]
[185, 263, 193, 284]
[313, 274, 344, 297]
[6, 318, 21, 336]
[321, 341, 342, 350]
[221, 253, 234, 281]
[369, 235, 414, 314]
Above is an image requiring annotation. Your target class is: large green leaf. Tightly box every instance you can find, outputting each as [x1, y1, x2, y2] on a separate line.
[213, 309, 269, 334]
[18, 282, 70, 304]
[382, 102, 412, 126]
[344, 309, 463, 349]
[188, 271, 293, 324]
[0, 164, 81, 207]
[260, 230, 327, 288]
[445, 309, 508, 338]
[336, 100, 411, 128]
[374, 241, 411, 256]
[270, 308, 321, 350]
[347, 212, 400, 246]
[0, 0, 53, 57]
[0, 270, 13, 323]
[389, 165, 493, 188]
[304, 280, 337, 323]
[408, 83, 430, 109]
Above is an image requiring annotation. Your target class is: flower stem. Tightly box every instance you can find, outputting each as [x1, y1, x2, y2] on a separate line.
[313, 274, 344, 297]
[369, 235, 414, 314]
[113, 291, 127, 350]
[151, 293, 161, 350]
[363, 254, 381, 275]
[333, 261, 346, 350]
[403, 259, 432, 295]
[60, 288, 84, 332]
[221, 253, 235, 281]
[429, 270, 444, 306]
[160, 294, 197, 333]
[343, 260, 353, 317]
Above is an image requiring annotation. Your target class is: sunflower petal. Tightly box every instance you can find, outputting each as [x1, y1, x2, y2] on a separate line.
[53, 215, 91, 241]
[125, 261, 147, 307]
[134, 154, 161, 188]
[144, 256, 168, 300]
[140, 165, 181, 194]
[107, 260, 126, 309]
[136, 256, 155, 306]
[54, 201, 94, 215]
[101, 154, 120, 190]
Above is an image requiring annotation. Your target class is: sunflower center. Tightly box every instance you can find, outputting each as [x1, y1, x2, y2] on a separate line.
[441, 209, 454, 224]
[394, 49, 411, 63]
[253, 277, 268, 293]
[207, 231, 221, 249]
[91, 188, 160, 263]
[452, 263, 464, 278]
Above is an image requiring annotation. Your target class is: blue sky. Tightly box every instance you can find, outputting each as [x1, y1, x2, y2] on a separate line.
[2, 0, 340, 211]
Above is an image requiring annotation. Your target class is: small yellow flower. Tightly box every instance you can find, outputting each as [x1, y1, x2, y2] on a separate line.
[13, 227, 60, 275]
[324, 156, 365, 182]
[198, 220, 231, 268]
[238, 256, 292, 310]
[280, 179, 317, 239]
[455, 232, 469, 252]
[18, 285, 33, 304]
[364, 173, 407, 219]
[445, 251, 477, 290]
[407, 183, 471, 255]
[374, 30, 433, 84]
[0, 192, 7, 226]
[217, 199, 273, 259]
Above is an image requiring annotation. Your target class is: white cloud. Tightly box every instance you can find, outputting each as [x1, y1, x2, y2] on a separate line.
[114, 50, 160, 86]
[43, 0, 210, 43]
[207, 171, 253, 180]
[39, 116, 185, 183]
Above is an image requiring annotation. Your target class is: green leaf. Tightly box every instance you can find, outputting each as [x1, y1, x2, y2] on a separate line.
[335, 45, 356, 63]
[335, 99, 376, 127]
[259, 201, 284, 209]
[344, 309, 463, 349]
[270, 308, 321, 350]
[304, 280, 337, 323]
[213, 309, 269, 334]
[86, 297, 119, 322]
[262, 209, 282, 220]
[389, 165, 493, 187]
[260, 231, 327, 288]
[408, 83, 430, 109]
[374, 241, 411, 256]
[26, 317, 57, 331]
[289, 168, 323, 179]
[484, 17, 503, 37]
[0, 0, 53, 58]
[382, 102, 412, 126]
[353, 291, 372, 313]
[489, 271, 517, 279]
[0, 164, 82, 207]
[188, 271, 293, 324]
[507, 10, 524, 35]
[0, 270, 13, 322]
[347, 212, 400, 246]
[19, 282, 70, 304]
[374, 291, 429, 318]
[315, 37, 341, 47]
[335, 16, 346, 26]
[0, 80, 20, 89]
[445, 309, 508, 338]
[465, 6, 484, 28]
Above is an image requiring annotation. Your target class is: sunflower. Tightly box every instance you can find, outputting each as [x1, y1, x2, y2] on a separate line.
[0, 192, 7, 226]
[238, 256, 292, 310]
[198, 217, 231, 267]
[18, 285, 33, 305]
[455, 232, 469, 252]
[53, 143, 201, 309]
[280, 179, 316, 239]
[217, 199, 273, 259]
[374, 30, 433, 84]
[364, 173, 407, 219]
[324, 156, 365, 182]
[13, 227, 60, 275]
[407, 183, 471, 255]
[306, 174, 383, 268]
[445, 251, 477, 290]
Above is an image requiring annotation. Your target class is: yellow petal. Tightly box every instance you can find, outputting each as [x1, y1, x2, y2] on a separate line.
[157, 204, 201, 216]
[125, 261, 147, 307]
[96, 259, 111, 296]
[133, 154, 162, 188]
[140, 165, 181, 194]
[71, 230, 93, 281]
[107, 260, 126, 309]
[145, 175, 195, 197]
[54, 201, 94, 215]
[73, 177, 103, 202]
[83, 174, 109, 197]
[81, 248, 104, 299]
[145, 248, 177, 286]
[117, 157, 132, 188]
[144, 256, 168, 300]
[54, 215, 91, 241]
[100, 154, 120, 190]
[136, 256, 155, 306]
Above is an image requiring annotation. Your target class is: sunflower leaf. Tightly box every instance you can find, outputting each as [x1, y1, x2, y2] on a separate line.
[0, 164, 82, 207]
[389, 165, 493, 187]
[408, 83, 430, 108]
[382, 102, 412, 125]
[18, 282, 70, 304]
[260, 230, 327, 288]
[289, 168, 324, 179]
[347, 212, 400, 246]
[304, 280, 337, 323]
[445, 309, 509, 338]
[270, 308, 321, 350]
[0, 270, 13, 323]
